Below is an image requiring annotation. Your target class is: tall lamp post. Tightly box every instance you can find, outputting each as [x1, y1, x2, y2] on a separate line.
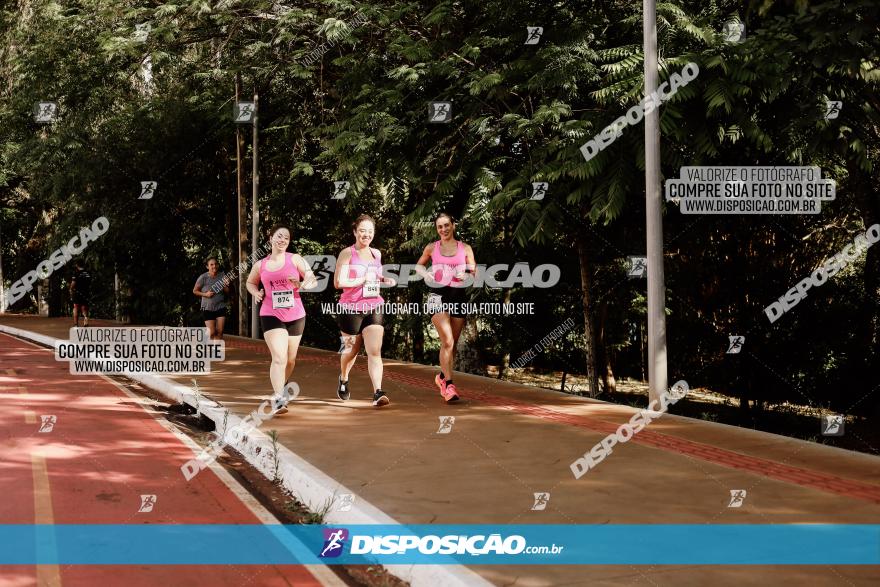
[0, 222, 5, 313]
[250, 90, 259, 339]
[234, 90, 260, 339]
[643, 0, 668, 405]
[235, 74, 248, 338]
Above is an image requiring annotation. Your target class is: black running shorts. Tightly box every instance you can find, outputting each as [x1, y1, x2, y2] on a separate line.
[260, 315, 306, 336]
[202, 308, 226, 321]
[428, 286, 468, 319]
[336, 309, 385, 335]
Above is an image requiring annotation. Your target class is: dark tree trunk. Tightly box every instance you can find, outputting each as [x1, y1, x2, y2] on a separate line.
[598, 301, 617, 393]
[410, 287, 424, 363]
[732, 355, 750, 418]
[576, 235, 600, 398]
[498, 288, 513, 378]
[640, 320, 646, 381]
[48, 273, 63, 317]
[851, 166, 880, 417]
[456, 319, 483, 375]
[854, 181, 880, 346]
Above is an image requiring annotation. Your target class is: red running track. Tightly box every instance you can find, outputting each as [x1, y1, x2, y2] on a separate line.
[0, 332, 334, 587]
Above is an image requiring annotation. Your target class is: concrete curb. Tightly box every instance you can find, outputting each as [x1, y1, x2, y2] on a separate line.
[0, 323, 494, 587]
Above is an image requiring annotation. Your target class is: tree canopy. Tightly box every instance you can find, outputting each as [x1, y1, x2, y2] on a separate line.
[2, 0, 879, 421]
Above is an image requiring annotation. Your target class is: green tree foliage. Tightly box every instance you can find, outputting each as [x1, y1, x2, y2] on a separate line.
[1, 0, 878, 419]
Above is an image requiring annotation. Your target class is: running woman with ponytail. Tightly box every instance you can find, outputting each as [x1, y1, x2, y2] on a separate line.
[415, 212, 477, 403]
[245, 224, 317, 414]
[334, 214, 396, 407]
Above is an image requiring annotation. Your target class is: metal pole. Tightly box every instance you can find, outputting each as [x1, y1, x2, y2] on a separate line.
[250, 90, 259, 339]
[643, 0, 668, 405]
[114, 267, 119, 321]
[0, 221, 5, 313]
[235, 73, 248, 337]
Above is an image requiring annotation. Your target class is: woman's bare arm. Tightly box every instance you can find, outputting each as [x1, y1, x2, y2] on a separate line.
[245, 264, 263, 302]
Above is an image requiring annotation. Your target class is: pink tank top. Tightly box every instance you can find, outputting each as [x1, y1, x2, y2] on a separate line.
[339, 245, 384, 311]
[431, 240, 467, 286]
[259, 253, 306, 321]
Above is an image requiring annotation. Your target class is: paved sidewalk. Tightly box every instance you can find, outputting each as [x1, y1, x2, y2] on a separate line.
[2, 314, 879, 586]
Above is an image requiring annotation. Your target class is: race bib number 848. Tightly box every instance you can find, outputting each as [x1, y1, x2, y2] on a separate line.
[363, 280, 380, 298]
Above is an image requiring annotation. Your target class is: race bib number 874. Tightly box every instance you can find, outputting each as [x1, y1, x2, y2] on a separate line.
[272, 290, 294, 309]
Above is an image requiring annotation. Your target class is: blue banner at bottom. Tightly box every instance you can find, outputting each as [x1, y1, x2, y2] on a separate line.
[1, 524, 878, 565]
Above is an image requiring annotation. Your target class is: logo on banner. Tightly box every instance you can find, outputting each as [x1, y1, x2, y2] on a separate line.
[320, 528, 349, 558]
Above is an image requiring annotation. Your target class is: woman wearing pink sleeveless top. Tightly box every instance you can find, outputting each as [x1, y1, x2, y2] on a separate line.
[415, 212, 477, 403]
[245, 224, 317, 414]
[334, 214, 396, 407]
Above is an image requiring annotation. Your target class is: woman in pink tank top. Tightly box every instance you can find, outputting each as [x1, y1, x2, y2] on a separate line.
[334, 214, 396, 407]
[415, 212, 477, 403]
[245, 224, 317, 414]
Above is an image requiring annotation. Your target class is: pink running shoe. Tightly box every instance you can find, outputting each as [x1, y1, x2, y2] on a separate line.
[443, 383, 460, 403]
[434, 373, 446, 397]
